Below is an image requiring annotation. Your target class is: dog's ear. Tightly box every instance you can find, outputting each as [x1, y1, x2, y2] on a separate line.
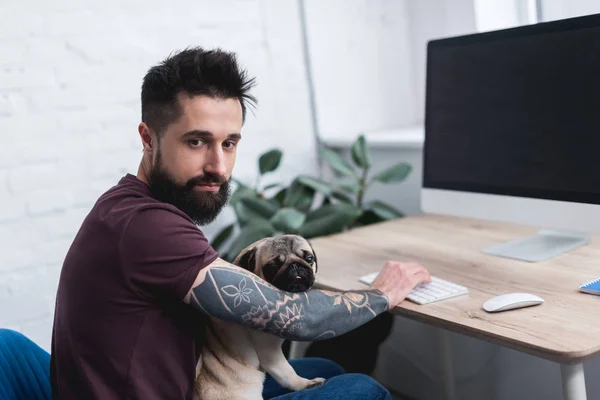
[307, 240, 318, 274]
[236, 247, 258, 273]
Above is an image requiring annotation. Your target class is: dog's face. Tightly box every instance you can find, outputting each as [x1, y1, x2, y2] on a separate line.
[233, 234, 318, 293]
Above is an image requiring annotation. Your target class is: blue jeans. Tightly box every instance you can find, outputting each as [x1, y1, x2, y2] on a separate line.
[0, 329, 51, 400]
[263, 357, 392, 399]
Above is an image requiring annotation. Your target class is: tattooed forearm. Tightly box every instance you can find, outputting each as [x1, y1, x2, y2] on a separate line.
[189, 266, 389, 341]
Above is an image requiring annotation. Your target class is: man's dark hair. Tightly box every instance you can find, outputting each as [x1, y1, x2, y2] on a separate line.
[141, 47, 257, 135]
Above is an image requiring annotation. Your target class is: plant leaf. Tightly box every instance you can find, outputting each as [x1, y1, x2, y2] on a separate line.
[330, 189, 354, 204]
[269, 208, 307, 232]
[262, 183, 280, 192]
[320, 148, 356, 177]
[259, 149, 283, 175]
[353, 210, 386, 228]
[367, 200, 404, 220]
[285, 179, 315, 212]
[234, 203, 263, 226]
[370, 162, 412, 184]
[211, 223, 235, 253]
[227, 220, 277, 259]
[272, 187, 288, 207]
[230, 185, 257, 206]
[303, 203, 361, 223]
[298, 203, 362, 238]
[351, 135, 371, 169]
[338, 182, 359, 194]
[239, 196, 279, 219]
[297, 176, 333, 196]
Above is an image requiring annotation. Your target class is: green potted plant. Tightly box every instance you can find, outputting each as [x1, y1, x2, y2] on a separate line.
[212, 134, 412, 261]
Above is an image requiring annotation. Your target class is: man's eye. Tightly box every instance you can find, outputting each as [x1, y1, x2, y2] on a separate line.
[189, 139, 203, 148]
[224, 141, 237, 149]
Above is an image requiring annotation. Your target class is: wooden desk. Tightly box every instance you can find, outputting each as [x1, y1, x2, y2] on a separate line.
[308, 214, 600, 400]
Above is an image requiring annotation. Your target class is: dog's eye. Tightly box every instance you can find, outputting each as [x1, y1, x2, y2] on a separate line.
[305, 255, 314, 264]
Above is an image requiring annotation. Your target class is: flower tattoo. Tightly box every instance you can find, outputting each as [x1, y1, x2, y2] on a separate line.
[221, 278, 253, 307]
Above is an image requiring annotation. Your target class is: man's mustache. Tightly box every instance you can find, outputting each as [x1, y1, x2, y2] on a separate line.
[186, 174, 228, 188]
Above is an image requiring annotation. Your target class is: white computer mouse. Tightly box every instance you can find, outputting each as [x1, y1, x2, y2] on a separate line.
[482, 293, 544, 313]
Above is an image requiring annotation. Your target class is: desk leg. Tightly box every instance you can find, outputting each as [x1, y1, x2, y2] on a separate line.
[436, 328, 456, 400]
[561, 363, 587, 400]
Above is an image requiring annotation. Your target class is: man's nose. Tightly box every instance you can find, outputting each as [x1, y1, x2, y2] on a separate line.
[205, 148, 227, 176]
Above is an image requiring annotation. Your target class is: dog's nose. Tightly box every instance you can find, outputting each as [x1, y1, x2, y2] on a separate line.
[289, 263, 301, 277]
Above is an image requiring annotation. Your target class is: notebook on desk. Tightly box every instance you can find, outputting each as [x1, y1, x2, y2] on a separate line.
[579, 277, 600, 295]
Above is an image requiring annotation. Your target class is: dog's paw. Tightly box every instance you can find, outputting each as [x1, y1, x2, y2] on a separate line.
[287, 376, 326, 391]
[304, 377, 326, 389]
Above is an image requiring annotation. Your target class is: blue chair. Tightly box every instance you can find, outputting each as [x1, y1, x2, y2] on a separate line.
[0, 329, 51, 400]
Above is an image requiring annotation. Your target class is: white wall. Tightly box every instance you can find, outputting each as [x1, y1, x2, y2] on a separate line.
[305, 0, 478, 139]
[304, 0, 416, 138]
[405, 0, 477, 125]
[0, 0, 320, 351]
[474, 0, 522, 31]
[542, 0, 600, 21]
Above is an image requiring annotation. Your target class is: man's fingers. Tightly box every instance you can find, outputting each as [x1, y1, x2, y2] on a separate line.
[406, 263, 426, 273]
[414, 269, 431, 283]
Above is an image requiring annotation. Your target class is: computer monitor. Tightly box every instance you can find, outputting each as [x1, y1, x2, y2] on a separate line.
[421, 13, 600, 262]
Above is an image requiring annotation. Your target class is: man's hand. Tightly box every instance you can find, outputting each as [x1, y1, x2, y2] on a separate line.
[370, 261, 431, 310]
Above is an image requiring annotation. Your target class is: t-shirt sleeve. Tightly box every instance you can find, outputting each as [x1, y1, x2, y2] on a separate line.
[119, 206, 219, 301]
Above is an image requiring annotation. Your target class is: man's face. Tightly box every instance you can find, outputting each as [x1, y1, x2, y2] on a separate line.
[147, 93, 243, 225]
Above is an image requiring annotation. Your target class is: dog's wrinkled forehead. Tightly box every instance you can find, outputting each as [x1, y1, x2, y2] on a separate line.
[267, 235, 307, 252]
[268, 235, 307, 252]
[257, 235, 314, 266]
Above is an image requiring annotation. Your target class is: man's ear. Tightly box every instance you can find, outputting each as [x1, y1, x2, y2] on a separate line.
[307, 240, 318, 274]
[235, 248, 258, 273]
[138, 122, 155, 155]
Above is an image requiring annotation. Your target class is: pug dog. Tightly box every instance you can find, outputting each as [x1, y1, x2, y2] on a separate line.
[194, 234, 325, 400]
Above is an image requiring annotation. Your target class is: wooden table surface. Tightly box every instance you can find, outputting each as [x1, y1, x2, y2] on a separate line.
[309, 213, 600, 364]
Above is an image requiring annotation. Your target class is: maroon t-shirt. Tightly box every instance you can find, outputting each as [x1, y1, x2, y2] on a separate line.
[50, 173, 219, 399]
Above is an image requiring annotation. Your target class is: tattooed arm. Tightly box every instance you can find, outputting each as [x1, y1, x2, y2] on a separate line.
[184, 258, 430, 341]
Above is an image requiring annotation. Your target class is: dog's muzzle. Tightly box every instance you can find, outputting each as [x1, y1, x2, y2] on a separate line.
[273, 263, 315, 293]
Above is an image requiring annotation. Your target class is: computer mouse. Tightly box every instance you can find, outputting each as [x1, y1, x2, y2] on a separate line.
[482, 293, 544, 313]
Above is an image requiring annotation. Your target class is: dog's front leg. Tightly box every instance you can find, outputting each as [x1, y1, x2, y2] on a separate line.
[250, 333, 325, 391]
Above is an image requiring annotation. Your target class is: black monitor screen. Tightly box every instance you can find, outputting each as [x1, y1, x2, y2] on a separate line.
[424, 15, 600, 205]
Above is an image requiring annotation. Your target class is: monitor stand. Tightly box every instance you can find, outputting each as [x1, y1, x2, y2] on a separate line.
[481, 229, 590, 262]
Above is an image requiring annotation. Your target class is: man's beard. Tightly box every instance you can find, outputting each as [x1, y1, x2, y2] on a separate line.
[147, 153, 231, 226]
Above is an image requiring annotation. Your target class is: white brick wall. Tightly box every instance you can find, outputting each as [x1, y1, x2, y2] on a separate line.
[0, 0, 321, 352]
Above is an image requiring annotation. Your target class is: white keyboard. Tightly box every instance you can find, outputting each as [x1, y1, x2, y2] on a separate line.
[359, 272, 468, 305]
